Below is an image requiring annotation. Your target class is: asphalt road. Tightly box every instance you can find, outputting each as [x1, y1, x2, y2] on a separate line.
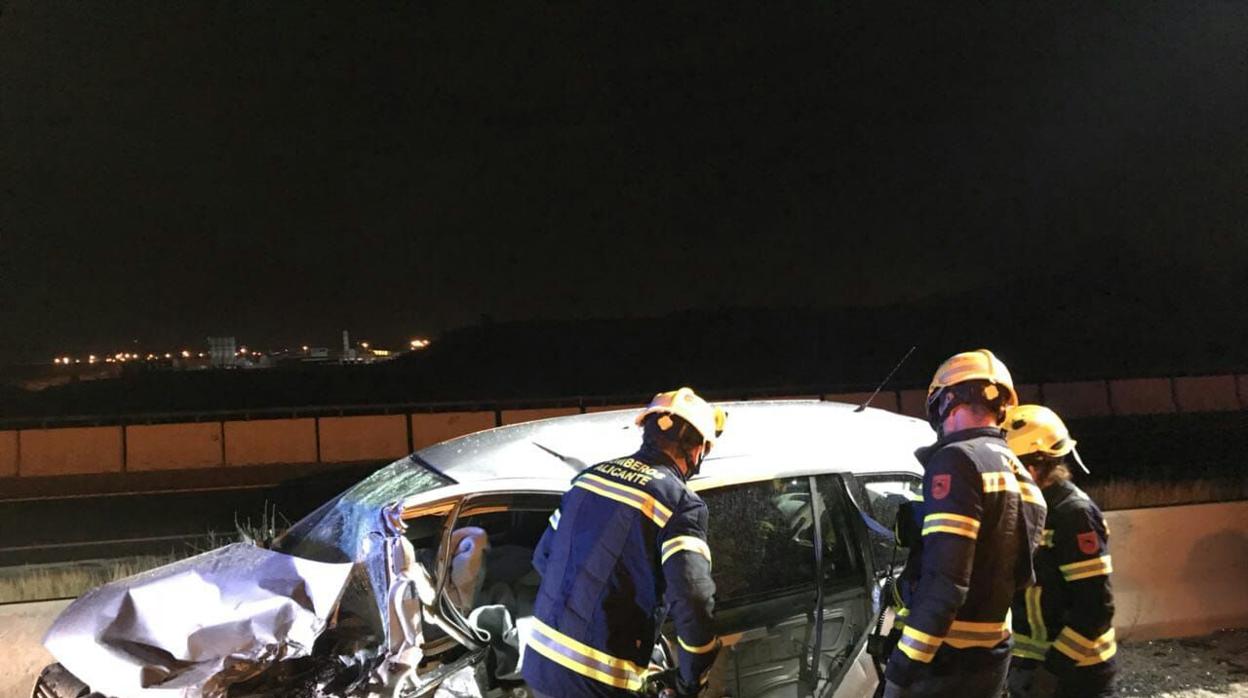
[0, 464, 375, 566]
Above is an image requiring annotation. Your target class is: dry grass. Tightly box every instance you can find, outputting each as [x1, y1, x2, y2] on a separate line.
[0, 520, 275, 604]
[0, 555, 178, 604]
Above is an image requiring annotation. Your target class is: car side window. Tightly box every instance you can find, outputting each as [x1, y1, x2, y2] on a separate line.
[857, 474, 922, 573]
[703, 478, 818, 609]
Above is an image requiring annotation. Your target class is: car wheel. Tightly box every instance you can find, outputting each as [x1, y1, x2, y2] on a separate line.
[31, 663, 94, 698]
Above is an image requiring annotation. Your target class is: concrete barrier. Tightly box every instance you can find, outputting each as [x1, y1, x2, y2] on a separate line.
[318, 415, 408, 463]
[585, 403, 645, 414]
[1107, 500, 1248, 641]
[1109, 378, 1176, 416]
[2, 372, 1242, 478]
[17, 427, 123, 477]
[0, 431, 16, 478]
[126, 422, 223, 472]
[410, 411, 497, 450]
[224, 418, 318, 466]
[823, 391, 899, 413]
[1042, 380, 1111, 418]
[897, 389, 926, 419]
[500, 407, 581, 425]
[1172, 375, 1241, 413]
[1015, 383, 1042, 405]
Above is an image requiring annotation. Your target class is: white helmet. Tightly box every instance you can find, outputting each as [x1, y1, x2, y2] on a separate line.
[635, 387, 726, 449]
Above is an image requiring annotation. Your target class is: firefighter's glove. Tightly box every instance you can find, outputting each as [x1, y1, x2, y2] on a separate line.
[643, 668, 678, 696]
[881, 679, 907, 698]
[1027, 666, 1059, 698]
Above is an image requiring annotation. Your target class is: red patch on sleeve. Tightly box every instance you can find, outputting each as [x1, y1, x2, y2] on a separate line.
[1077, 531, 1100, 555]
[931, 474, 951, 500]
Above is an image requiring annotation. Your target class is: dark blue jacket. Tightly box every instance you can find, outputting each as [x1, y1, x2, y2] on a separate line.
[1011, 478, 1117, 684]
[522, 446, 719, 697]
[886, 427, 1048, 687]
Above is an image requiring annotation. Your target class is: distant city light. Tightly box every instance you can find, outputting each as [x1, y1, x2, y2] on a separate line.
[409, 338, 431, 349]
[88, 355, 97, 364]
[301, 345, 309, 352]
[361, 341, 370, 349]
[181, 350, 190, 358]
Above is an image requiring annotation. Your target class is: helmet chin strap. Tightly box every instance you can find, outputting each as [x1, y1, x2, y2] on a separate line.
[929, 390, 954, 434]
[673, 423, 706, 481]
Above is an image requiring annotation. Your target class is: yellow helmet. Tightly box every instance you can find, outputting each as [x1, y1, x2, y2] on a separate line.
[926, 348, 1018, 412]
[636, 387, 726, 448]
[1003, 404, 1089, 473]
[1003, 404, 1075, 458]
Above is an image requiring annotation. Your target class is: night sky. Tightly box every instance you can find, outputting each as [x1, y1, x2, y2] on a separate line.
[2, 2, 1245, 364]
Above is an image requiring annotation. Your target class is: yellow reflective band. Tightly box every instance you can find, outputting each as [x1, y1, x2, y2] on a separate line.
[530, 618, 645, 690]
[922, 512, 980, 539]
[678, 635, 720, 655]
[1019, 481, 1045, 506]
[899, 625, 942, 663]
[1053, 627, 1117, 666]
[944, 619, 1010, 649]
[902, 624, 943, 646]
[662, 535, 712, 566]
[575, 473, 672, 528]
[1060, 555, 1113, 581]
[1041, 529, 1055, 547]
[981, 471, 1021, 494]
[1012, 632, 1051, 660]
[950, 619, 1008, 632]
[1025, 586, 1047, 647]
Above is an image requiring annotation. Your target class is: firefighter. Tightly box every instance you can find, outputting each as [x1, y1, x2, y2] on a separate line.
[522, 387, 725, 698]
[883, 350, 1046, 697]
[1004, 404, 1117, 698]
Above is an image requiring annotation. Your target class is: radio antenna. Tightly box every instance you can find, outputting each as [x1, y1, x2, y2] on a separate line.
[855, 345, 917, 412]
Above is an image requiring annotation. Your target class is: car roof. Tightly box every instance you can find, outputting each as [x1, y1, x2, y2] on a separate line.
[413, 400, 931, 491]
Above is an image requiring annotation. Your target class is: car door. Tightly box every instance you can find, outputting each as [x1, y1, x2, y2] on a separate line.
[849, 473, 924, 577]
[700, 474, 871, 698]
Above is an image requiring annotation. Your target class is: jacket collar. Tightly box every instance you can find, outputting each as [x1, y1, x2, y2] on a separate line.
[633, 444, 685, 479]
[915, 426, 1006, 465]
[1042, 477, 1080, 509]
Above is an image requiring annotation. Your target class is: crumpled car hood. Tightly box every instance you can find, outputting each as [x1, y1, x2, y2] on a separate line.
[43, 543, 352, 698]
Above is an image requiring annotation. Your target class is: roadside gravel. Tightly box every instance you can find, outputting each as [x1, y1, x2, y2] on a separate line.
[1118, 629, 1248, 697]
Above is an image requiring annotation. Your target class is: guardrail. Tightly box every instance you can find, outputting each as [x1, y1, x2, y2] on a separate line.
[0, 374, 1243, 478]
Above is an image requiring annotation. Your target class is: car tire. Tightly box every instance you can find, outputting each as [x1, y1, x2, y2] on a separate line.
[31, 663, 96, 698]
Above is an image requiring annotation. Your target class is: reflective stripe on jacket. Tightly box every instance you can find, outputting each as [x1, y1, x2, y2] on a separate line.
[523, 446, 718, 697]
[1011, 478, 1117, 678]
[886, 427, 1048, 687]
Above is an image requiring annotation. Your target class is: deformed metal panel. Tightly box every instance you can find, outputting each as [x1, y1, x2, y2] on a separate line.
[43, 543, 352, 698]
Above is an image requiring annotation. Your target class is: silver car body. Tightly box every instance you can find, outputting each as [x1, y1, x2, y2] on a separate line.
[42, 399, 931, 698]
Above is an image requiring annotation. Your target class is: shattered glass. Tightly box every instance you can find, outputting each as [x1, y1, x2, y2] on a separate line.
[274, 456, 454, 634]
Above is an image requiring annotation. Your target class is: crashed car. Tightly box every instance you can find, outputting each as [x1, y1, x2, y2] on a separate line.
[35, 400, 929, 698]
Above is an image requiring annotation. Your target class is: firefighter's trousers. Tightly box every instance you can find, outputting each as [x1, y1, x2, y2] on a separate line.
[1008, 658, 1115, 698]
[903, 651, 1009, 697]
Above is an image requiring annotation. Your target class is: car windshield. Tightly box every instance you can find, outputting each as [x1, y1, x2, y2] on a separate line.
[279, 455, 455, 561]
